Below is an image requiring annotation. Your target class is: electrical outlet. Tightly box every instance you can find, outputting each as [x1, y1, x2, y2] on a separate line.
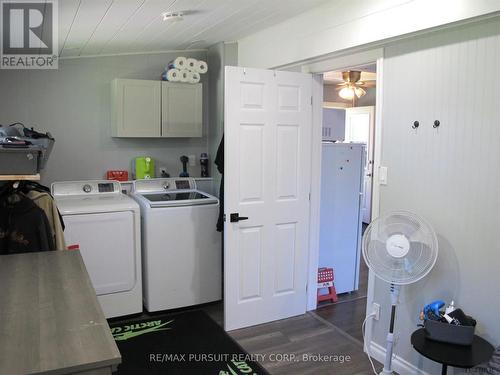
[159, 167, 169, 177]
[188, 155, 196, 167]
[372, 302, 380, 320]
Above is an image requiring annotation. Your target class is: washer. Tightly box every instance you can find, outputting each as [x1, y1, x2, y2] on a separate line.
[131, 178, 221, 312]
[52, 180, 142, 318]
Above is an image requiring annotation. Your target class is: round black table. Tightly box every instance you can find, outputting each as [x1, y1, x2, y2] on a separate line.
[411, 328, 494, 375]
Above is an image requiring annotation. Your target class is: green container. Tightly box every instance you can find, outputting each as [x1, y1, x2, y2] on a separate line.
[134, 157, 155, 179]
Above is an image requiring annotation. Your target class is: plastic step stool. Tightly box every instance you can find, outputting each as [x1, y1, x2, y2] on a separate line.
[317, 267, 338, 303]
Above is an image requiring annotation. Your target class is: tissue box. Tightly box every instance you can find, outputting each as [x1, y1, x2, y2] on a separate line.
[424, 319, 475, 346]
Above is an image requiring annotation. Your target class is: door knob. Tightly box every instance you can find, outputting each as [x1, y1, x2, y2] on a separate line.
[230, 213, 249, 222]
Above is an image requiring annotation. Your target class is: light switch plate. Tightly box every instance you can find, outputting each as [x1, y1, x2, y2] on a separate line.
[188, 155, 196, 167]
[379, 166, 388, 185]
[372, 302, 380, 320]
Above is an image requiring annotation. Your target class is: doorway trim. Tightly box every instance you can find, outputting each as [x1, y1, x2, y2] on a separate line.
[344, 105, 376, 224]
[302, 48, 384, 316]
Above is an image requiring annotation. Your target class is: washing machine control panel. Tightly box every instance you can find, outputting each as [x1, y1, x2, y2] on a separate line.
[175, 180, 190, 190]
[133, 178, 196, 193]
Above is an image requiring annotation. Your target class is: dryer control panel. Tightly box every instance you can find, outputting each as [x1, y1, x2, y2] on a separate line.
[52, 181, 121, 197]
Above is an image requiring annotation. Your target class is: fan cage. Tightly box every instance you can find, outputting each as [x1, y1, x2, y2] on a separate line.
[362, 211, 438, 285]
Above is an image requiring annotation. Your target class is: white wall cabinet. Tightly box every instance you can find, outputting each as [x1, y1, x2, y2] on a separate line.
[111, 79, 161, 137]
[161, 82, 202, 137]
[111, 79, 202, 138]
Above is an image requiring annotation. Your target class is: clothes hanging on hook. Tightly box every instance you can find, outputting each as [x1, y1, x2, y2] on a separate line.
[0, 180, 65, 254]
[25, 190, 66, 250]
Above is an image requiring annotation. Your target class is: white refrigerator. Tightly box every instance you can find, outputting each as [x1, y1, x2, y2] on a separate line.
[319, 142, 365, 294]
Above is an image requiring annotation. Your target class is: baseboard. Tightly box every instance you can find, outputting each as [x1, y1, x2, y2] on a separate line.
[368, 341, 429, 375]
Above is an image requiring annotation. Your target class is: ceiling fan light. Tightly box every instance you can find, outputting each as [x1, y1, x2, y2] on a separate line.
[354, 87, 366, 98]
[339, 87, 355, 100]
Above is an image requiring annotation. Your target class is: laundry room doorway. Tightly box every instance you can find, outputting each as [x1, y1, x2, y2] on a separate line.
[298, 50, 385, 354]
[316, 64, 377, 311]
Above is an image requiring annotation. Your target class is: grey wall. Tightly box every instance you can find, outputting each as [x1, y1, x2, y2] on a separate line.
[207, 42, 238, 196]
[0, 51, 208, 185]
[356, 86, 376, 107]
[371, 17, 500, 373]
[322, 108, 345, 141]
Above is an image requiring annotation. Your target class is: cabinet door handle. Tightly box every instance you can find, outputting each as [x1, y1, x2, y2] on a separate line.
[230, 213, 249, 222]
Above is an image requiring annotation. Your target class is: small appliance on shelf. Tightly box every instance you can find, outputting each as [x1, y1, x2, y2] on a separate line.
[133, 156, 155, 179]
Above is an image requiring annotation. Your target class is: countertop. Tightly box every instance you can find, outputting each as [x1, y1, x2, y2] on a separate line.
[0, 250, 121, 374]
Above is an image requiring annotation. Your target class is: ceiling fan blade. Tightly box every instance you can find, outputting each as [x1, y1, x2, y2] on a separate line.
[354, 87, 366, 98]
[323, 71, 344, 83]
[361, 81, 377, 88]
[360, 71, 377, 81]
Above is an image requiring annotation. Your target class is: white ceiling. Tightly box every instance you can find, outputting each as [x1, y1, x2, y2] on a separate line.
[56, 0, 330, 58]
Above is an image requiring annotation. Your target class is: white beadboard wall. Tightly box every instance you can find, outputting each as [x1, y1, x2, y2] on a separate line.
[371, 17, 500, 373]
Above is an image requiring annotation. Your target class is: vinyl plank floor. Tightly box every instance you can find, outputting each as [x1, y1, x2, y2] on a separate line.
[228, 312, 382, 375]
[110, 289, 385, 374]
[115, 302, 385, 375]
[315, 297, 368, 343]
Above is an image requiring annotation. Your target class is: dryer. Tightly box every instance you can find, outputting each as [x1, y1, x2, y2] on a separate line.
[131, 178, 221, 312]
[52, 180, 142, 318]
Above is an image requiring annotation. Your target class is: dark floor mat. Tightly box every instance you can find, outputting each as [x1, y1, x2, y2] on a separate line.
[110, 309, 269, 375]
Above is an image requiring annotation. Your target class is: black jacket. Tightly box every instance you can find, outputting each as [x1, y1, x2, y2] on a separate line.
[215, 136, 224, 232]
[0, 194, 54, 254]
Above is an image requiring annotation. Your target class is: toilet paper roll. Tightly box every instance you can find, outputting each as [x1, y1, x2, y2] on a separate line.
[167, 68, 181, 81]
[186, 58, 197, 71]
[179, 69, 191, 82]
[189, 71, 200, 83]
[195, 60, 208, 74]
[167, 56, 187, 70]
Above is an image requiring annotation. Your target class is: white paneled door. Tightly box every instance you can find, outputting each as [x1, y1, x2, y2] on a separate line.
[345, 106, 375, 224]
[224, 66, 312, 331]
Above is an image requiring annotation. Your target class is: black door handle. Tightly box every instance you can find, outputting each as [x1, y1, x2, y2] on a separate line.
[230, 213, 249, 222]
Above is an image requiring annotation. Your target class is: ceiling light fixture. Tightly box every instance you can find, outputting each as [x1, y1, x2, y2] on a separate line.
[339, 86, 355, 100]
[339, 84, 366, 100]
[162, 11, 184, 22]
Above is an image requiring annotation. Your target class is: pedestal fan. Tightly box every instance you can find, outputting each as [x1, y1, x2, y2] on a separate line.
[362, 211, 439, 375]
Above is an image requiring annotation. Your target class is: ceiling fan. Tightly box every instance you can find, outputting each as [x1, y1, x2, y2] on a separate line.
[333, 70, 376, 101]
